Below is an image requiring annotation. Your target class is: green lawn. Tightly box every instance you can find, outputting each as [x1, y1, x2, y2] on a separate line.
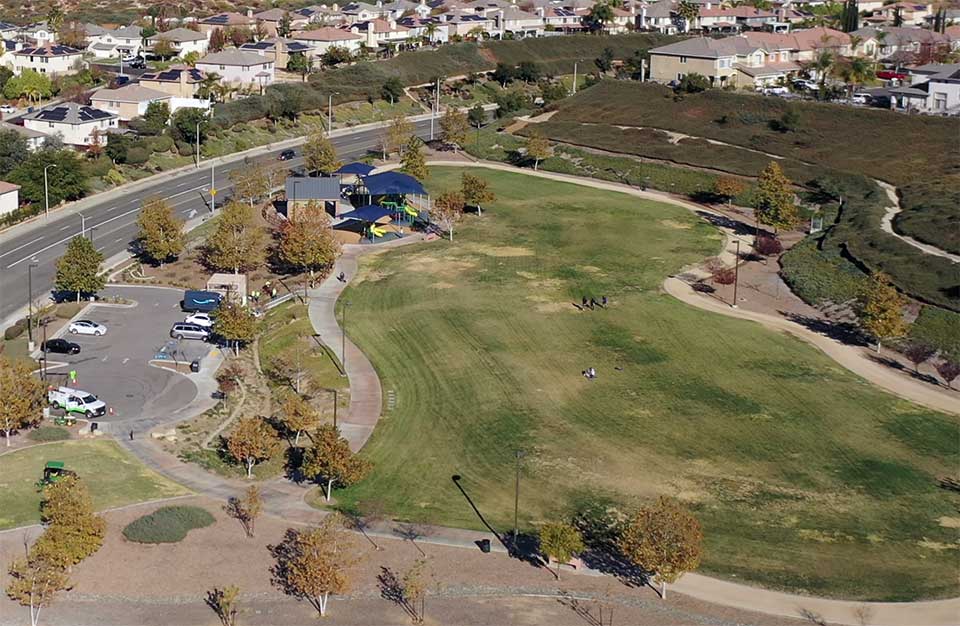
[0, 440, 188, 529]
[336, 167, 960, 601]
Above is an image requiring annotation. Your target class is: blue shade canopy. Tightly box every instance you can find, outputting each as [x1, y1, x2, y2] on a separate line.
[335, 162, 377, 176]
[363, 171, 427, 196]
[339, 205, 394, 221]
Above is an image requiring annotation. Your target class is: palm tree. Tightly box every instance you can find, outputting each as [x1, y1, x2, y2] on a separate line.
[197, 72, 221, 101]
[812, 49, 834, 93]
[424, 22, 439, 44]
[845, 56, 874, 97]
[676, 0, 700, 32]
[468, 26, 485, 41]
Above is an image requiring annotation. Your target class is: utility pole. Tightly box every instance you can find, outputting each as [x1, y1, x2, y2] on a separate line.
[327, 92, 339, 133]
[732, 239, 740, 309]
[43, 163, 57, 217]
[429, 77, 440, 140]
[572, 61, 578, 94]
[195, 122, 201, 169]
[209, 162, 217, 211]
[41, 321, 48, 380]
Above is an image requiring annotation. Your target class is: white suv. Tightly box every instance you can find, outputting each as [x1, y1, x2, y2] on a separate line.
[184, 312, 214, 328]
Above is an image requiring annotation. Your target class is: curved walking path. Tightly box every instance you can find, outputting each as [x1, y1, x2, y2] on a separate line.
[95, 161, 957, 626]
[877, 180, 960, 264]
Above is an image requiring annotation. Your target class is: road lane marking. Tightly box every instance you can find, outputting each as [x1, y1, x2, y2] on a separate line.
[114, 237, 125, 243]
[122, 358, 129, 364]
[0, 236, 45, 259]
[59, 224, 73, 231]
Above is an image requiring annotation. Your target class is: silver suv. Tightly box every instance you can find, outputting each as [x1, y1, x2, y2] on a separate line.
[170, 323, 210, 341]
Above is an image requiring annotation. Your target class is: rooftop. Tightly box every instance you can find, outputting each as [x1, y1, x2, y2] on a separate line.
[14, 43, 82, 57]
[294, 27, 363, 41]
[150, 27, 208, 42]
[23, 102, 117, 125]
[286, 176, 341, 201]
[91, 84, 172, 103]
[198, 50, 274, 66]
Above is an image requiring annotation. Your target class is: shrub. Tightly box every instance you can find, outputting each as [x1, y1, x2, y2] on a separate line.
[122, 506, 216, 543]
[3, 320, 25, 340]
[755, 234, 783, 257]
[909, 306, 960, 361]
[29, 426, 71, 442]
[125, 146, 150, 165]
[780, 237, 866, 305]
[176, 141, 195, 157]
[150, 135, 174, 153]
[84, 155, 113, 178]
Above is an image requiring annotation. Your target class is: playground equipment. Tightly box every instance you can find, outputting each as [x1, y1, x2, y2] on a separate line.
[369, 224, 386, 238]
[36, 461, 77, 489]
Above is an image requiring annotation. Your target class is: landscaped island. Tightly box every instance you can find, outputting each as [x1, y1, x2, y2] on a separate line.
[336, 167, 959, 601]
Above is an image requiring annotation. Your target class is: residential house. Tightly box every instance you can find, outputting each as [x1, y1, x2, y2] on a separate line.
[538, 7, 584, 32]
[147, 28, 210, 57]
[852, 26, 952, 62]
[195, 50, 275, 90]
[0, 121, 47, 150]
[293, 27, 365, 53]
[139, 65, 208, 98]
[869, 2, 932, 26]
[648, 34, 801, 87]
[253, 9, 309, 36]
[197, 12, 257, 36]
[12, 44, 84, 76]
[342, 2, 393, 23]
[0, 181, 20, 217]
[890, 62, 960, 113]
[494, 6, 545, 37]
[697, 6, 779, 31]
[285, 176, 343, 220]
[0, 22, 18, 39]
[240, 37, 318, 69]
[87, 25, 143, 59]
[22, 102, 118, 147]
[350, 18, 413, 48]
[18, 22, 57, 45]
[90, 84, 173, 121]
[294, 5, 349, 26]
[398, 16, 452, 43]
[440, 12, 495, 38]
[641, 0, 682, 34]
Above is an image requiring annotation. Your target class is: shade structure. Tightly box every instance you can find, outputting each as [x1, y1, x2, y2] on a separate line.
[335, 161, 377, 176]
[362, 171, 427, 196]
[339, 204, 394, 222]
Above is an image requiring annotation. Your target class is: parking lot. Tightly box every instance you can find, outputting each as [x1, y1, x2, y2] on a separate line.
[43, 286, 216, 427]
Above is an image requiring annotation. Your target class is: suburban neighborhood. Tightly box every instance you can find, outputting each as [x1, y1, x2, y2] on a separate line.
[0, 0, 957, 625]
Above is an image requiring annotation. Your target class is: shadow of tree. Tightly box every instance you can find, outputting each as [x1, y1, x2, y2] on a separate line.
[781, 312, 867, 347]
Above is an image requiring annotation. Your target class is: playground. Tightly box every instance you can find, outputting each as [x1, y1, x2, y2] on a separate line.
[328, 165, 430, 245]
[0, 440, 188, 529]
[335, 167, 959, 601]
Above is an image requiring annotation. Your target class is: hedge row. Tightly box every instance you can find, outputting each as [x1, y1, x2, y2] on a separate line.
[122, 506, 215, 543]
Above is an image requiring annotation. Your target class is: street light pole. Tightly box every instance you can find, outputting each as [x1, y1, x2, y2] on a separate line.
[513, 449, 524, 552]
[572, 61, 578, 94]
[327, 92, 339, 133]
[43, 163, 57, 217]
[195, 122, 201, 169]
[732, 239, 740, 309]
[429, 78, 440, 140]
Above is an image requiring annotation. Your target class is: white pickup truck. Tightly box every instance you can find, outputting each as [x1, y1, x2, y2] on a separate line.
[48, 387, 107, 418]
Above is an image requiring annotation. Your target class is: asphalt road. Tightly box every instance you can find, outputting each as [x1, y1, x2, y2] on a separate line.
[44, 286, 208, 423]
[0, 118, 436, 324]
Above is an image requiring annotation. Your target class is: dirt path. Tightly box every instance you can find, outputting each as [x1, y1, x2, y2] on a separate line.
[877, 179, 960, 263]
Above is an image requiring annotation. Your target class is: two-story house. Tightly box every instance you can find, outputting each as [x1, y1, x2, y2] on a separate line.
[349, 19, 412, 48]
[195, 50, 275, 90]
[240, 38, 319, 69]
[147, 28, 210, 58]
[293, 26, 365, 53]
[12, 44, 84, 76]
[139, 65, 207, 98]
[23, 102, 118, 147]
[890, 62, 960, 113]
[87, 25, 143, 59]
[197, 12, 257, 36]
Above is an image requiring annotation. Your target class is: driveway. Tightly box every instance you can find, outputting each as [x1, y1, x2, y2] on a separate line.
[43, 286, 214, 428]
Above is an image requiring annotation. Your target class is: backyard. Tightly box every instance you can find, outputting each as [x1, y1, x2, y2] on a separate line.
[0, 439, 188, 529]
[336, 167, 960, 601]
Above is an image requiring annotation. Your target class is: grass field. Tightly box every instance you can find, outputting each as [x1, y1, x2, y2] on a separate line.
[0, 440, 188, 529]
[337, 167, 960, 601]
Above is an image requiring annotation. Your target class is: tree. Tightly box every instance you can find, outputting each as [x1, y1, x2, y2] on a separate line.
[206, 585, 240, 626]
[2, 70, 53, 104]
[587, 2, 615, 32]
[302, 131, 341, 176]
[401, 557, 432, 623]
[302, 424, 371, 501]
[204, 202, 265, 274]
[935, 360, 960, 390]
[280, 393, 321, 445]
[676, 0, 699, 31]
[754, 234, 783, 257]
[225, 486, 263, 538]
[170, 107, 211, 144]
[0, 357, 45, 446]
[140, 100, 170, 135]
[840, 0, 859, 32]
[619, 497, 703, 599]
[712, 177, 746, 205]
[137, 197, 184, 265]
[858, 272, 908, 353]
[6, 550, 70, 626]
[9, 148, 88, 206]
[55, 236, 105, 302]
[400, 137, 428, 180]
[0, 129, 28, 178]
[321, 46, 353, 68]
[380, 77, 405, 104]
[595, 46, 615, 73]
[516, 60, 541, 83]
[812, 49, 834, 91]
[461, 172, 494, 216]
[287, 52, 310, 78]
[903, 343, 936, 373]
[46, 6, 65, 33]
[492, 62, 515, 87]
[213, 300, 260, 355]
[439, 108, 469, 152]
[36, 476, 106, 566]
[386, 113, 413, 157]
[230, 163, 272, 206]
[677, 73, 710, 93]
[57, 23, 88, 49]
[227, 27, 253, 48]
[431, 190, 464, 242]
[226, 416, 281, 478]
[539, 522, 584, 580]
[468, 104, 485, 145]
[209, 28, 227, 53]
[753, 162, 797, 233]
[278, 201, 340, 278]
[181, 50, 200, 67]
[278, 12, 293, 37]
[153, 38, 175, 59]
[525, 131, 550, 171]
[269, 518, 358, 617]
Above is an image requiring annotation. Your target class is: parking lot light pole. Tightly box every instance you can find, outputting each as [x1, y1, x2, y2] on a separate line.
[195, 122, 201, 169]
[27, 262, 38, 347]
[43, 163, 57, 217]
[79, 213, 87, 238]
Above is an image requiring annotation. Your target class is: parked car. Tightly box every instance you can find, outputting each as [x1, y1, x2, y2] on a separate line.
[170, 322, 210, 341]
[184, 312, 214, 328]
[759, 85, 789, 95]
[68, 320, 107, 336]
[181, 289, 222, 313]
[876, 70, 908, 81]
[851, 92, 873, 105]
[0, 104, 16, 114]
[128, 57, 146, 69]
[120, 53, 139, 63]
[48, 387, 107, 417]
[792, 79, 818, 91]
[41, 338, 81, 354]
[279, 149, 297, 161]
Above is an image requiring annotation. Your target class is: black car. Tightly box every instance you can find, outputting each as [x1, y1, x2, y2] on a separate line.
[279, 149, 297, 161]
[128, 57, 146, 69]
[41, 338, 81, 354]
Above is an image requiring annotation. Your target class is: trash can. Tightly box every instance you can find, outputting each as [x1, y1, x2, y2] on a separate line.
[190, 359, 201, 373]
[90, 422, 98, 432]
[479, 539, 491, 553]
